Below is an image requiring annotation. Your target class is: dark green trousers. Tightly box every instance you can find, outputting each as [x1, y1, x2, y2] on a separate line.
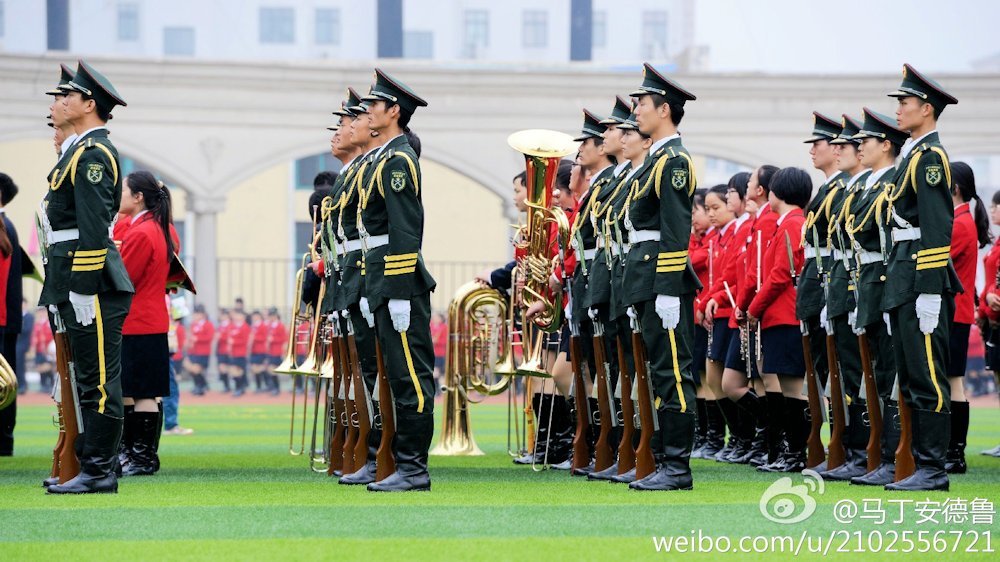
[373, 293, 435, 415]
[888, 295, 954, 413]
[863, 319, 896, 400]
[831, 313, 862, 399]
[343, 303, 378, 394]
[634, 295, 696, 414]
[803, 315, 829, 389]
[56, 291, 132, 418]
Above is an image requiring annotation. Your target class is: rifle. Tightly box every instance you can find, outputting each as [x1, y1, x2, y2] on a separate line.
[343, 316, 372, 475]
[615, 336, 636, 475]
[858, 333, 882, 472]
[374, 339, 397, 481]
[630, 308, 658, 479]
[326, 322, 346, 476]
[591, 318, 617, 472]
[893, 376, 916, 481]
[800, 322, 827, 469]
[52, 312, 81, 483]
[569, 330, 591, 472]
[824, 332, 847, 470]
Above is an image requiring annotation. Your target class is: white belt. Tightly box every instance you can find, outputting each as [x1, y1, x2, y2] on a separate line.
[803, 243, 831, 258]
[581, 248, 597, 261]
[609, 242, 621, 257]
[362, 234, 389, 250]
[338, 238, 364, 255]
[891, 227, 921, 243]
[857, 250, 883, 265]
[833, 249, 853, 261]
[48, 228, 80, 245]
[628, 230, 660, 245]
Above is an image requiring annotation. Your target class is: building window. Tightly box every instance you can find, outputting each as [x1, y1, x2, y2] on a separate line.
[294, 153, 342, 190]
[315, 8, 340, 45]
[642, 10, 668, 59]
[522, 10, 548, 48]
[403, 30, 434, 59]
[0, 1, 5, 39]
[462, 9, 488, 58]
[117, 3, 139, 41]
[592, 11, 606, 49]
[260, 7, 295, 44]
[163, 27, 195, 56]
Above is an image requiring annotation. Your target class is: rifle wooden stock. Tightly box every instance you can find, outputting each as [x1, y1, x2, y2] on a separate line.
[591, 330, 615, 472]
[49, 417, 64, 480]
[615, 336, 636, 474]
[858, 334, 882, 472]
[825, 334, 847, 470]
[326, 336, 345, 476]
[895, 393, 915, 481]
[569, 333, 591, 471]
[631, 329, 656, 479]
[375, 340, 396, 481]
[53, 330, 80, 483]
[344, 330, 371, 475]
[801, 331, 826, 468]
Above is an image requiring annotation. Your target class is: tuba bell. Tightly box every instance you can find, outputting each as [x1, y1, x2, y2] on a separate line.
[0, 353, 16, 411]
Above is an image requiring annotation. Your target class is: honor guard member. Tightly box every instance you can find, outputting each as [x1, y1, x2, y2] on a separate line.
[819, 115, 871, 480]
[881, 64, 959, 492]
[336, 89, 387, 485]
[47, 64, 78, 158]
[847, 108, 909, 485]
[42, 61, 135, 494]
[357, 69, 435, 492]
[621, 63, 700, 491]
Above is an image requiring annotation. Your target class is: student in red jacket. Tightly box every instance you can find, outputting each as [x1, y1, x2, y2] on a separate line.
[118, 171, 179, 476]
[265, 308, 286, 395]
[184, 304, 214, 395]
[228, 309, 252, 397]
[689, 190, 721, 458]
[249, 310, 270, 393]
[747, 167, 811, 472]
[978, 191, 1000, 458]
[946, 162, 991, 473]
[216, 309, 232, 393]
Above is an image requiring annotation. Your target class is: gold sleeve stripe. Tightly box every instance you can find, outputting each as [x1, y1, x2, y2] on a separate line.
[657, 258, 688, 267]
[385, 260, 418, 270]
[385, 253, 419, 262]
[917, 246, 951, 257]
[72, 264, 105, 272]
[72, 257, 106, 266]
[915, 260, 950, 271]
[75, 249, 108, 257]
[656, 265, 687, 273]
[657, 250, 688, 259]
[384, 267, 416, 276]
[916, 257, 951, 266]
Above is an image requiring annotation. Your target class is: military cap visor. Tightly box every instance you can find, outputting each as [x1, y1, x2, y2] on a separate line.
[332, 87, 362, 117]
[599, 96, 634, 125]
[573, 109, 607, 142]
[45, 63, 75, 96]
[851, 108, 909, 146]
[803, 111, 841, 144]
[616, 113, 641, 131]
[61, 60, 127, 112]
[887, 64, 958, 110]
[630, 63, 696, 106]
[361, 68, 428, 115]
[829, 115, 864, 145]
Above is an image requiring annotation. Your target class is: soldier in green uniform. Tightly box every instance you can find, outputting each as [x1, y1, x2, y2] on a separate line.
[846, 108, 909, 486]
[46, 64, 78, 158]
[357, 69, 435, 492]
[881, 65, 959, 492]
[43, 61, 135, 494]
[621, 63, 700, 491]
[820, 115, 872, 480]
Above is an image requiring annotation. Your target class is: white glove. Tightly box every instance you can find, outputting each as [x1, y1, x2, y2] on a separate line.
[387, 299, 411, 333]
[627, 306, 638, 330]
[565, 304, 573, 326]
[588, 308, 599, 321]
[819, 305, 831, 333]
[915, 293, 942, 335]
[359, 297, 375, 328]
[327, 311, 339, 323]
[883, 312, 892, 336]
[69, 291, 96, 326]
[655, 294, 681, 330]
[48, 305, 58, 315]
[849, 309, 864, 336]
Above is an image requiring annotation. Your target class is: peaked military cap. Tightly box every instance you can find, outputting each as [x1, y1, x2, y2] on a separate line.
[361, 68, 428, 115]
[829, 114, 864, 145]
[332, 87, 362, 118]
[45, 64, 75, 96]
[599, 96, 633, 125]
[803, 111, 841, 143]
[573, 109, 607, 141]
[630, 62, 696, 107]
[616, 112, 641, 132]
[887, 64, 958, 111]
[61, 60, 127, 113]
[852, 107, 909, 147]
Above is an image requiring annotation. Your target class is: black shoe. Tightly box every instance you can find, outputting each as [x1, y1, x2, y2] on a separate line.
[152, 403, 163, 473]
[609, 466, 636, 483]
[945, 401, 968, 474]
[851, 462, 896, 486]
[118, 405, 135, 472]
[822, 404, 869, 481]
[122, 412, 159, 477]
[340, 431, 379, 485]
[571, 460, 595, 477]
[885, 409, 949, 492]
[629, 410, 694, 491]
[588, 461, 620, 481]
[42, 476, 59, 488]
[367, 411, 432, 492]
[47, 411, 122, 494]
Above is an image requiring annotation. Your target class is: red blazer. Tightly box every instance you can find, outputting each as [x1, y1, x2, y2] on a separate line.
[121, 213, 174, 335]
[250, 320, 269, 355]
[32, 318, 53, 354]
[0, 250, 10, 327]
[749, 209, 805, 329]
[699, 218, 744, 321]
[693, 228, 718, 312]
[267, 320, 287, 357]
[951, 204, 977, 325]
[979, 243, 1000, 323]
[725, 215, 756, 328]
[228, 320, 251, 357]
[738, 204, 778, 313]
[217, 320, 232, 355]
[172, 323, 185, 361]
[188, 318, 215, 356]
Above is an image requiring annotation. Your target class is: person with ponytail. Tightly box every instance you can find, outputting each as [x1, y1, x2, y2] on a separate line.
[978, 190, 1000, 458]
[947, 161, 990, 473]
[117, 170, 179, 476]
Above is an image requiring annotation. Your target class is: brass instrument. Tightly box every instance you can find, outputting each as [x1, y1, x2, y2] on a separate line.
[432, 281, 512, 456]
[507, 129, 576, 377]
[0, 352, 16, 411]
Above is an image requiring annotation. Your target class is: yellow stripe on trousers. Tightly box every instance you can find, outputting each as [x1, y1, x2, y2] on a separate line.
[924, 333, 943, 412]
[95, 295, 108, 414]
[400, 332, 425, 413]
[668, 328, 687, 413]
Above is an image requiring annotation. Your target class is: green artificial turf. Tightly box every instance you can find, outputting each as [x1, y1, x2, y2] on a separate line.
[1, 401, 998, 561]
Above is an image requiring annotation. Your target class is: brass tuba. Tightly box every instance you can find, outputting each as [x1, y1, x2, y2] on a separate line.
[0, 353, 16, 411]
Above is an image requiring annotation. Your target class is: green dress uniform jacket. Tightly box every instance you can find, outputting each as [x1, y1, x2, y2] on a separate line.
[847, 168, 895, 329]
[827, 171, 871, 318]
[322, 156, 363, 314]
[583, 164, 631, 310]
[796, 172, 847, 320]
[570, 165, 616, 315]
[332, 153, 375, 312]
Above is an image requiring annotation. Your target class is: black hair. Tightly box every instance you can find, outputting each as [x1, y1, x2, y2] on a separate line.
[727, 171, 751, 201]
[693, 187, 707, 209]
[125, 171, 175, 261]
[0, 172, 18, 206]
[952, 161, 992, 247]
[404, 128, 421, 158]
[706, 183, 728, 204]
[589, 136, 618, 165]
[313, 171, 337, 190]
[921, 100, 944, 120]
[769, 167, 813, 208]
[757, 164, 778, 195]
[648, 93, 685, 126]
[556, 159, 574, 190]
[513, 171, 527, 185]
[398, 107, 413, 130]
[308, 188, 330, 220]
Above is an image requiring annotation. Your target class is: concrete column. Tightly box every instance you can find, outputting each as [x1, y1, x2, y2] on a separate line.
[187, 194, 227, 319]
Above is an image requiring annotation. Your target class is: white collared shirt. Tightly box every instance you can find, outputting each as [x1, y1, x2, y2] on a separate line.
[649, 133, 680, 156]
[847, 169, 870, 189]
[624, 159, 645, 184]
[734, 211, 750, 229]
[866, 165, 894, 190]
[719, 218, 736, 237]
[756, 202, 770, 218]
[375, 134, 405, 160]
[613, 161, 629, 177]
[60, 133, 78, 156]
[901, 129, 937, 160]
[825, 170, 841, 185]
[776, 209, 794, 226]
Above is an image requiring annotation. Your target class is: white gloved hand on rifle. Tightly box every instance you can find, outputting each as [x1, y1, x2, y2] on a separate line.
[655, 294, 681, 330]
[359, 297, 375, 328]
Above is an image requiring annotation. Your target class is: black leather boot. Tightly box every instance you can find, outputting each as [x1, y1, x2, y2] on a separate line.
[368, 411, 432, 492]
[118, 404, 135, 473]
[822, 403, 869, 480]
[735, 393, 767, 466]
[692, 397, 708, 459]
[761, 397, 807, 473]
[339, 429, 379, 485]
[764, 391, 786, 466]
[152, 402, 163, 473]
[47, 410, 122, 494]
[885, 409, 950, 491]
[122, 412, 159, 476]
[715, 398, 740, 462]
[700, 400, 725, 458]
[629, 410, 694, 491]
[945, 400, 968, 474]
[852, 400, 899, 486]
[723, 403, 754, 464]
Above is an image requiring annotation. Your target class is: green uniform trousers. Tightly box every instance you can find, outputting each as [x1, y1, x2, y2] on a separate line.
[888, 295, 954, 413]
[373, 293, 435, 415]
[634, 295, 696, 414]
[831, 313, 862, 399]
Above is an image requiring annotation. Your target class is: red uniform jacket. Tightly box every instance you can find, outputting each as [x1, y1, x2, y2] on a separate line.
[228, 320, 251, 358]
[738, 204, 778, 313]
[267, 320, 287, 357]
[188, 318, 215, 356]
[32, 316, 53, 355]
[951, 203, 977, 325]
[172, 323, 185, 361]
[0, 250, 10, 327]
[250, 320, 269, 355]
[692, 228, 718, 312]
[699, 219, 740, 321]
[978, 243, 1000, 323]
[725, 214, 756, 329]
[749, 209, 805, 329]
[121, 213, 177, 335]
[217, 320, 232, 356]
